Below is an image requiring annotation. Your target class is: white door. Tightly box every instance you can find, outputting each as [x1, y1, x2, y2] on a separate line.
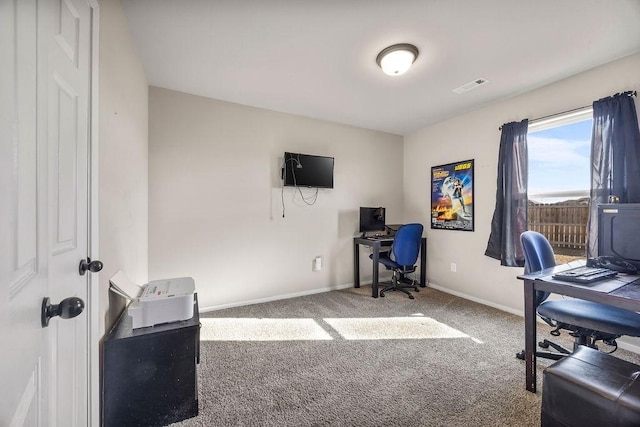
[0, 0, 47, 425]
[0, 0, 94, 425]
[45, 0, 93, 425]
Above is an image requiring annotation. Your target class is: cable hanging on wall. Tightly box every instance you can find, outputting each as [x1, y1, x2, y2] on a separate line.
[281, 156, 319, 218]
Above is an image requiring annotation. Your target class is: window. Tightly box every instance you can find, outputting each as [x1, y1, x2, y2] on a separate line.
[527, 108, 593, 262]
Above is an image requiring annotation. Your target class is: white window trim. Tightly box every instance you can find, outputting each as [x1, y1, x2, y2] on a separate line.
[528, 106, 593, 133]
[528, 189, 590, 201]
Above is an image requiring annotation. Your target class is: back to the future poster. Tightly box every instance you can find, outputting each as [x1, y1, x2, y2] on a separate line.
[431, 159, 474, 231]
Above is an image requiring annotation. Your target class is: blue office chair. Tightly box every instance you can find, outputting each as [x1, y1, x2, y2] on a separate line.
[517, 231, 640, 360]
[371, 223, 423, 299]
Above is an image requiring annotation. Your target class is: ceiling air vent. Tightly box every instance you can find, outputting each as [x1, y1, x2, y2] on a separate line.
[452, 78, 488, 94]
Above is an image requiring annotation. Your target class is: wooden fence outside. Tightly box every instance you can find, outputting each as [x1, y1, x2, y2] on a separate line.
[528, 200, 590, 255]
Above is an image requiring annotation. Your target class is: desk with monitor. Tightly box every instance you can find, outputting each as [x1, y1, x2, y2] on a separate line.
[354, 207, 427, 297]
[518, 203, 640, 393]
[353, 235, 427, 298]
[518, 264, 640, 393]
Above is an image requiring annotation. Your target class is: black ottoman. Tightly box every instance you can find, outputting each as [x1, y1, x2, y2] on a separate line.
[542, 346, 640, 427]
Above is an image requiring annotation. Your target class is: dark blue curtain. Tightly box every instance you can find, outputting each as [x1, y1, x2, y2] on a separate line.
[485, 119, 529, 267]
[587, 91, 640, 257]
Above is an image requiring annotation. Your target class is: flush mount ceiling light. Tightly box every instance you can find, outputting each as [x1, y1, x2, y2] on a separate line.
[376, 43, 419, 76]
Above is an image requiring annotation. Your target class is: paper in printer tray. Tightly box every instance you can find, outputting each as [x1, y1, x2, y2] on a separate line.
[109, 271, 195, 329]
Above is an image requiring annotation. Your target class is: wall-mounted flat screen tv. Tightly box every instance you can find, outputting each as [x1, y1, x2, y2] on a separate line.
[283, 152, 334, 189]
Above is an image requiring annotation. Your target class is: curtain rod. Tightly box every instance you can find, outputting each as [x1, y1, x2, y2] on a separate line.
[498, 90, 637, 131]
[529, 105, 591, 125]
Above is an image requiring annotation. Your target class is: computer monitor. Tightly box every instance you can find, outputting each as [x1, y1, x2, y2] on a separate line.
[597, 203, 640, 272]
[359, 207, 386, 233]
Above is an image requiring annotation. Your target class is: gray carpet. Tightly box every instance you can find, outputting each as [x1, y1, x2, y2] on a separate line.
[170, 285, 640, 427]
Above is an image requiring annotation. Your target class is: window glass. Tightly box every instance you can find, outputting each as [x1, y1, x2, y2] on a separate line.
[527, 110, 592, 260]
[528, 119, 592, 202]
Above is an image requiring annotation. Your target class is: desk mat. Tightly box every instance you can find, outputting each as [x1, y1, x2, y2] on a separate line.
[553, 274, 639, 294]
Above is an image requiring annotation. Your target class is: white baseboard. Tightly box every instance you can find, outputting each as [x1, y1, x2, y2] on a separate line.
[617, 339, 640, 354]
[427, 282, 525, 317]
[199, 282, 355, 313]
[429, 282, 640, 355]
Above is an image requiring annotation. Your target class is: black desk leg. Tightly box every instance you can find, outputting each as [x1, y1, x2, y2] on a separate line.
[420, 238, 427, 287]
[353, 241, 360, 288]
[371, 241, 380, 298]
[524, 279, 537, 393]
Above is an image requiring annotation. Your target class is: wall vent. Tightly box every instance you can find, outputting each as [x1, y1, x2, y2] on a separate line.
[452, 78, 488, 94]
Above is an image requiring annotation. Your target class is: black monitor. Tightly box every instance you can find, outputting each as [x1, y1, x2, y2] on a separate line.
[598, 203, 640, 272]
[359, 207, 386, 233]
[282, 152, 334, 188]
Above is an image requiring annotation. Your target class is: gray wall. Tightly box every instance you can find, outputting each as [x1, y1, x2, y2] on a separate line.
[403, 53, 640, 316]
[147, 54, 640, 321]
[148, 87, 403, 311]
[98, 0, 148, 334]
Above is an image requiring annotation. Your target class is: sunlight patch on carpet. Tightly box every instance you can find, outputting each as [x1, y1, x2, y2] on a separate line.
[323, 317, 470, 340]
[200, 318, 333, 341]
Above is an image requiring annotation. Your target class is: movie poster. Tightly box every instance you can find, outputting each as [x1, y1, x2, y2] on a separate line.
[431, 159, 474, 231]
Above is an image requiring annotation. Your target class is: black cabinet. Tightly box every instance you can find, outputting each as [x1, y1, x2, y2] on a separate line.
[102, 294, 200, 426]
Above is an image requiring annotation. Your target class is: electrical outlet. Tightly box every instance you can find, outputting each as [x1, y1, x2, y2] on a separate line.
[450, 263, 457, 272]
[313, 256, 322, 271]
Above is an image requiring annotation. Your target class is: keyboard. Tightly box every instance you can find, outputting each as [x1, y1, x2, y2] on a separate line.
[552, 266, 618, 284]
[366, 234, 392, 240]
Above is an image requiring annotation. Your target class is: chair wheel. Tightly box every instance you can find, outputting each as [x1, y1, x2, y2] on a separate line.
[408, 295, 415, 299]
[380, 292, 385, 297]
[516, 351, 525, 360]
[539, 340, 549, 349]
[414, 288, 419, 292]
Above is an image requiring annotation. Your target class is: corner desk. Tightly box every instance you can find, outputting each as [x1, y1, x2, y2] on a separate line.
[517, 262, 640, 393]
[353, 236, 427, 298]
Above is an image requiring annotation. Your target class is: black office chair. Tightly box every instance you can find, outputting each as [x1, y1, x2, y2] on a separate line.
[517, 231, 640, 360]
[371, 223, 423, 299]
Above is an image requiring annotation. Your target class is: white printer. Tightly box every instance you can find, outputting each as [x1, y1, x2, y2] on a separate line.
[109, 271, 195, 329]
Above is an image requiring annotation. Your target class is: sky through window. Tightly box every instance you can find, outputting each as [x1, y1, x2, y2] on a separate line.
[528, 119, 592, 199]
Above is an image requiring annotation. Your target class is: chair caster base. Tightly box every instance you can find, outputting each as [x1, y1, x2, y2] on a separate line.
[379, 289, 415, 299]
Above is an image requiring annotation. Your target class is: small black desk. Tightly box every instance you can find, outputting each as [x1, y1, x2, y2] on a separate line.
[518, 264, 640, 393]
[353, 236, 427, 298]
[102, 294, 200, 426]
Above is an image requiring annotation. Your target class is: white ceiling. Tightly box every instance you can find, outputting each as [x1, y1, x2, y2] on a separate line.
[121, 0, 640, 135]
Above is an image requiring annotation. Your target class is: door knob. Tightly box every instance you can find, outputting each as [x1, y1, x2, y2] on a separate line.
[79, 258, 103, 275]
[41, 297, 85, 327]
